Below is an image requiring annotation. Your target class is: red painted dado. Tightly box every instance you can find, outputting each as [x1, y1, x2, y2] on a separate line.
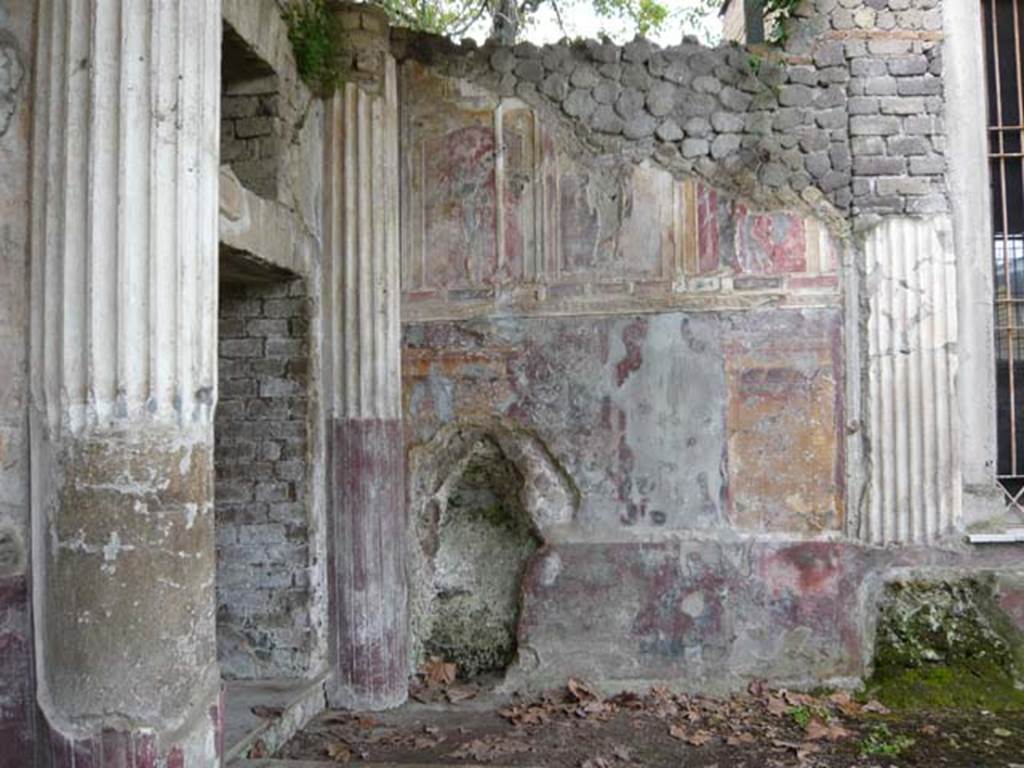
[0, 576, 33, 768]
[40, 690, 223, 767]
[330, 418, 408, 709]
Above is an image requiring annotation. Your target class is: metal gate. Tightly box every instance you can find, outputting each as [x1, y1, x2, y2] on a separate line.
[984, 0, 1024, 507]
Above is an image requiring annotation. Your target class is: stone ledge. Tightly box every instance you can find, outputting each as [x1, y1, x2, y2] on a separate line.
[220, 165, 311, 278]
[969, 529, 1024, 545]
[225, 673, 329, 765]
[222, 0, 297, 82]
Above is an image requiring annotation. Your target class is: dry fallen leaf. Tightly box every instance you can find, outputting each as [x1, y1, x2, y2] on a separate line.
[767, 696, 789, 716]
[419, 656, 457, 687]
[686, 729, 713, 746]
[568, 677, 600, 702]
[862, 699, 890, 714]
[445, 684, 478, 703]
[796, 741, 821, 763]
[325, 739, 352, 763]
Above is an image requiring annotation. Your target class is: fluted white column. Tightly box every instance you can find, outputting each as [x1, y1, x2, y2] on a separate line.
[322, 2, 407, 710]
[30, 1, 222, 764]
[863, 216, 960, 545]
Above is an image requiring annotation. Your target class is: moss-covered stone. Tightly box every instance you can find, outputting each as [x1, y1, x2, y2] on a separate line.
[866, 577, 1024, 711]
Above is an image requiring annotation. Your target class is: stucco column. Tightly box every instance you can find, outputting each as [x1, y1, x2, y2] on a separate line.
[322, 3, 408, 709]
[862, 217, 961, 545]
[29, 1, 222, 764]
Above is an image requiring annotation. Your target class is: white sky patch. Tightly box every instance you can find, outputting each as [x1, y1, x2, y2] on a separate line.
[462, 0, 723, 47]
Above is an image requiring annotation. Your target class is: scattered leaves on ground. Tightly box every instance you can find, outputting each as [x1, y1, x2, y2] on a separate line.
[277, 675, 1024, 767]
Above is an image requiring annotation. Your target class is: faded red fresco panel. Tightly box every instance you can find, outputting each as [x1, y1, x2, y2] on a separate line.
[0, 575, 32, 768]
[500, 107, 534, 282]
[559, 171, 603, 274]
[696, 182, 720, 273]
[733, 204, 807, 275]
[724, 310, 843, 533]
[422, 125, 498, 287]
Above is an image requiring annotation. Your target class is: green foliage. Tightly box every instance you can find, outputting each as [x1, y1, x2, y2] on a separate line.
[372, 0, 720, 45]
[788, 705, 812, 729]
[859, 725, 916, 758]
[590, 0, 669, 37]
[376, 0, 488, 37]
[865, 662, 1024, 712]
[283, 0, 346, 94]
[763, 0, 802, 45]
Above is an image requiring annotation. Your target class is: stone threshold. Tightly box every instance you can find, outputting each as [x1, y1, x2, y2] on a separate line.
[225, 672, 330, 764]
[968, 528, 1024, 544]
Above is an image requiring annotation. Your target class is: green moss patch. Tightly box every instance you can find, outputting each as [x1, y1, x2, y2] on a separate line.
[866, 577, 1024, 712]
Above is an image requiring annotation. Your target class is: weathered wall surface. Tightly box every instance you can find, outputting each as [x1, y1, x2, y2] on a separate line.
[405, 310, 844, 534]
[395, 0, 967, 689]
[0, 2, 33, 765]
[216, 278, 319, 679]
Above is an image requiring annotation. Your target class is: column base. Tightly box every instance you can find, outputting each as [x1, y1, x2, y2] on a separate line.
[40, 686, 223, 767]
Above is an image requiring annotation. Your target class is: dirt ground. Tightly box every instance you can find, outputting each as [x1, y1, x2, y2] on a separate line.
[275, 674, 1024, 767]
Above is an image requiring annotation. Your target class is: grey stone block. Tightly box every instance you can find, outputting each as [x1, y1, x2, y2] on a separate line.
[491, 48, 516, 73]
[681, 137, 709, 157]
[646, 81, 674, 116]
[615, 87, 646, 119]
[564, 88, 597, 118]
[684, 116, 712, 137]
[850, 115, 900, 135]
[888, 54, 929, 76]
[589, 105, 624, 134]
[621, 63, 651, 90]
[655, 118, 684, 142]
[853, 155, 907, 175]
[887, 135, 930, 156]
[515, 59, 545, 83]
[711, 133, 741, 159]
[623, 112, 656, 139]
[570, 65, 600, 88]
[540, 73, 569, 100]
[711, 111, 744, 133]
[593, 79, 622, 105]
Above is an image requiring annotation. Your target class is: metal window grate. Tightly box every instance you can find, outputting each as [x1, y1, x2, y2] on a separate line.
[984, 0, 1024, 507]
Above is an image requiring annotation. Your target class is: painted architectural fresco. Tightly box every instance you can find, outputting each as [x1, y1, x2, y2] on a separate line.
[400, 61, 846, 535]
[399, 61, 841, 320]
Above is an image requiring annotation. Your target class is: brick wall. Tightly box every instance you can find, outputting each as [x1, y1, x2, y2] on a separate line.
[215, 278, 313, 679]
[221, 90, 281, 199]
